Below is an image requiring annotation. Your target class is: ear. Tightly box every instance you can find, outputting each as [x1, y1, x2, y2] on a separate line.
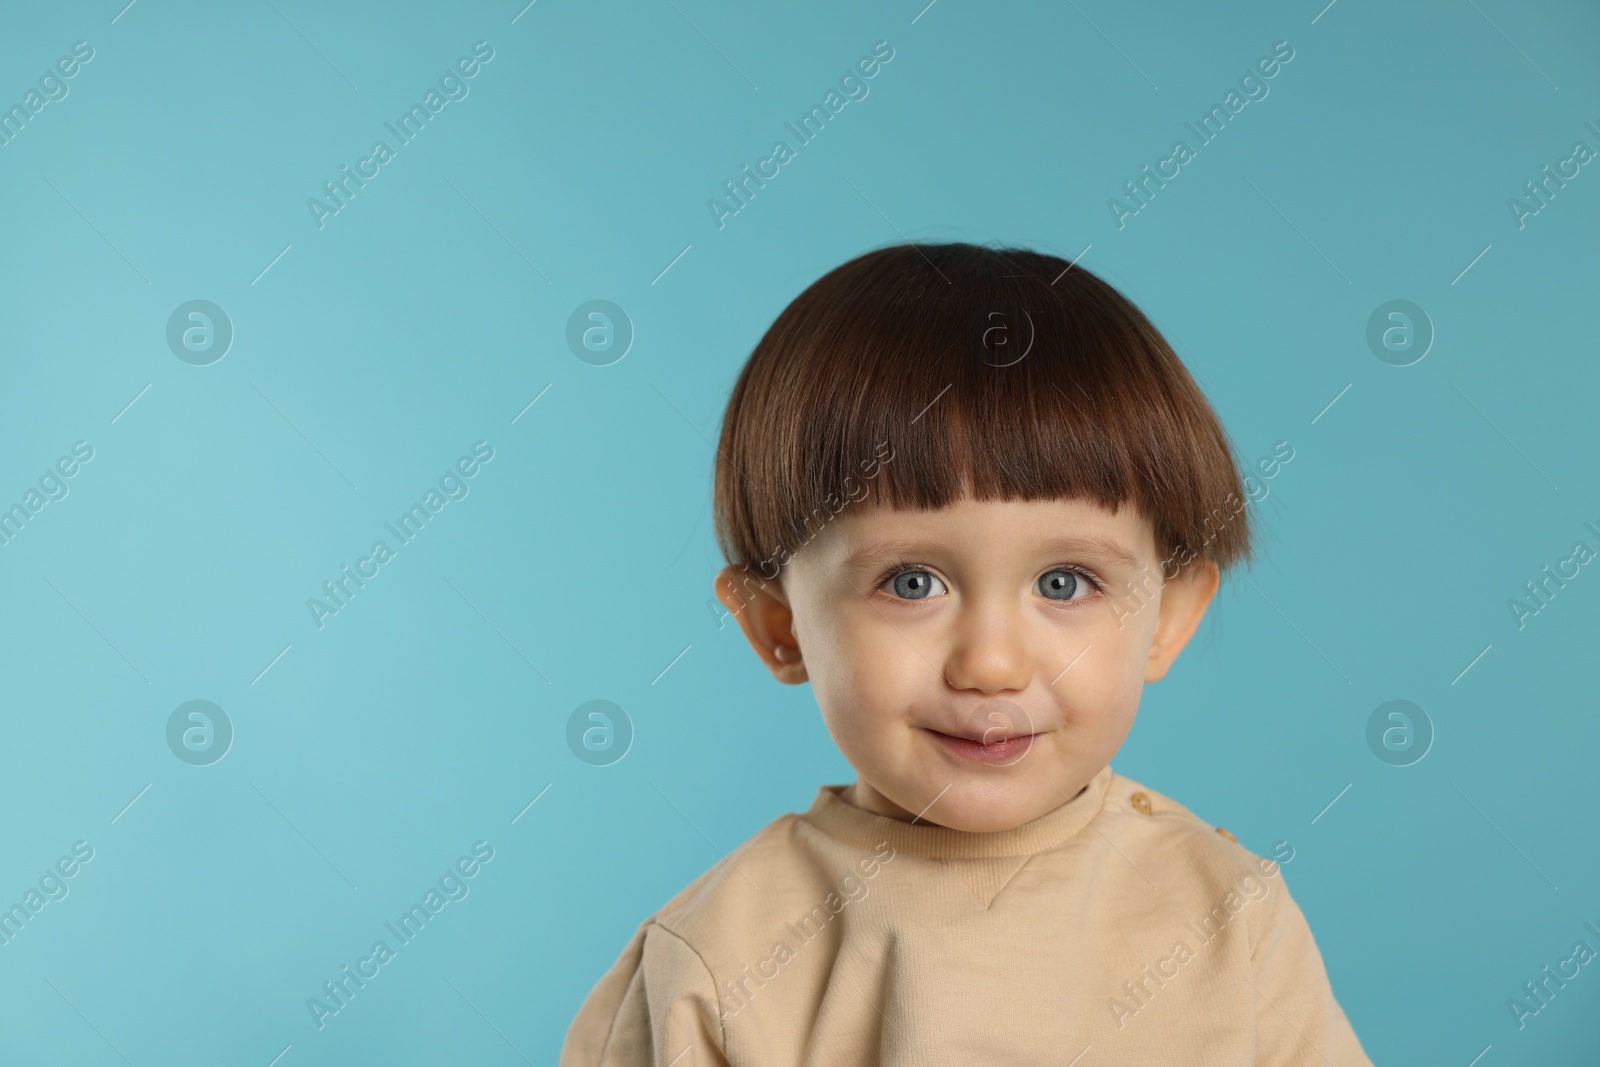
[714, 565, 808, 684]
[1145, 559, 1220, 682]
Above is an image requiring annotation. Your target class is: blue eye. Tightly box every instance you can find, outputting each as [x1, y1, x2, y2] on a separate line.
[886, 568, 946, 600]
[877, 564, 1099, 602]
[1039, 568, 1096, 601]
[891, 570, 939, 599]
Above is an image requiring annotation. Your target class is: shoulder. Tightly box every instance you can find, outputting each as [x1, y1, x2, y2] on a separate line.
[646, 808, 828, 952]
[1096, 776, 1370, 1060]
[1100, 768, 1235, 838]
[1100, 769, 1283, 890]
[560, 910, 734, 1064]
[562, 809, 819, 1061]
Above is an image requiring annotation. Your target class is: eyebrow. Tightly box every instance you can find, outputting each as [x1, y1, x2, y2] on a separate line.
[843, 534, 1143, 572]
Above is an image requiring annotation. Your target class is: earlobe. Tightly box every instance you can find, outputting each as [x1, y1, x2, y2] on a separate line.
[715, 565, 807, 684]
[772, 644, 808, 682]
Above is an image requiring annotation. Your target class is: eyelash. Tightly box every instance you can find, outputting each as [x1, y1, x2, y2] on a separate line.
[874, 559, 1108, 600]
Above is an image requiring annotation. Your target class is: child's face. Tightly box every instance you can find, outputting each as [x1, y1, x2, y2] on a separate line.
[717, 492, 1219, 832]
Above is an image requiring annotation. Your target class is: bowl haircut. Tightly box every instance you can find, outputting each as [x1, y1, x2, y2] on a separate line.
[712, 242, 1254, 597]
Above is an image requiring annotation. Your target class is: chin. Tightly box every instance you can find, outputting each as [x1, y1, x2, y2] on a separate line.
[936, 810, 1030, 833]
[924, 786, 1043, 833]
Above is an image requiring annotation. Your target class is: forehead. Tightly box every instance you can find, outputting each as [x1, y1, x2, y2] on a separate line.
[810, 493, 1156, 572]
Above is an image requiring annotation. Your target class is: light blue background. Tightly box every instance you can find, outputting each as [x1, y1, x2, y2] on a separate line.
[1, 0, 1597, 1063]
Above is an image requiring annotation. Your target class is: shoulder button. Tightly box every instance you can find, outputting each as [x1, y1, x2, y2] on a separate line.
[1214, 826, 1237, 843]
[1129, 791, 1153, 815]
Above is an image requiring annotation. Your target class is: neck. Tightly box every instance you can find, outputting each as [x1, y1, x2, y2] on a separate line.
[846, 779, 923, 824]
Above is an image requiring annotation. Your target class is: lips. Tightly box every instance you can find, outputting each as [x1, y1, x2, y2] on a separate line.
[935, 725, 1025, 744]
[925, 727, 1037, 766]
[924, 697, 1040, 765]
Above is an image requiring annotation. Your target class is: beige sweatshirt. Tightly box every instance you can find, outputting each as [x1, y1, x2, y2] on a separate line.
[558, 764, 1373, 1065]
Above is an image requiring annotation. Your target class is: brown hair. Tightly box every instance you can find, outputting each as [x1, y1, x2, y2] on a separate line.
[712, 241, 1255, 589]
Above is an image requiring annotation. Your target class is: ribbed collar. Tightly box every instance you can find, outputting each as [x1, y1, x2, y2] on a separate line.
[799, 764, 1115, 860]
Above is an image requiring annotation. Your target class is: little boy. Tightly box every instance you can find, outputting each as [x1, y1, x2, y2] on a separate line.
[558, 243, 1373, 1065]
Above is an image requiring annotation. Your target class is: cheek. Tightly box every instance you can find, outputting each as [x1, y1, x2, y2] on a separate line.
[1058, 607, 1154, 716]
[1119, 631, 1158, 701]
[805, 611, 923, 738]
[1056, 657, 1137, 729]
[815, 630, 907, 704]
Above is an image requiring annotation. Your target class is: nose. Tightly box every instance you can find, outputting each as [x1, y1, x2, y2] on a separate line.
[941, 597, 1032, 695]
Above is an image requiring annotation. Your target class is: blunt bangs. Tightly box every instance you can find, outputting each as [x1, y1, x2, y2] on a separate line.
[714, 242, 1254, 585]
